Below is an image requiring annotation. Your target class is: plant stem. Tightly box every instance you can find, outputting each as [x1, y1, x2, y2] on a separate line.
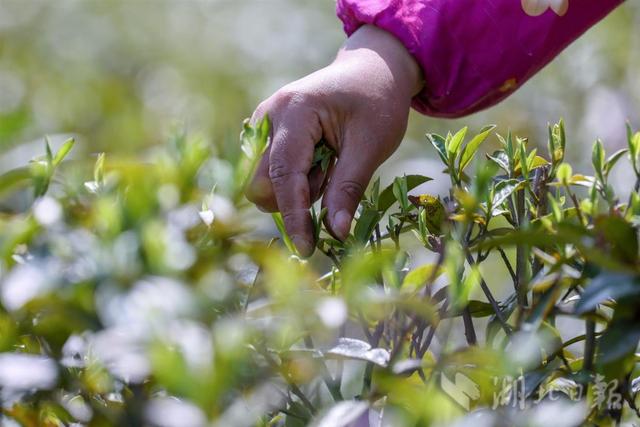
[497, 247, 517, 284]
[465, 252, 511, 336]
[260, 347, 317, 415]
[304, 335, 343, 402]
[515, 189, 529, 308]
[583, 319, 596, 373]
[462, 308, 477, 345]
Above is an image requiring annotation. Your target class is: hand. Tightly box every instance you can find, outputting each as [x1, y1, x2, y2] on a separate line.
[246, 25, 423, 256]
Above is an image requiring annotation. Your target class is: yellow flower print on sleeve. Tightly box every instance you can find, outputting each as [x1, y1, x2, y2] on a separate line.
[522, 0, 569, 17]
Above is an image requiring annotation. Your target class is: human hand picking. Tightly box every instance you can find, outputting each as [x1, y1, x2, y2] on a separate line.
[246, 25, 423, 257]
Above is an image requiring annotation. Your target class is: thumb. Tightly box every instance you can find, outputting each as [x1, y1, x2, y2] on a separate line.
[322, 143, 378, 240]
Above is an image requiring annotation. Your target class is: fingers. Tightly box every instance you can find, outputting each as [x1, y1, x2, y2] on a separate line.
[245, 103, 277, 211]
[246, 101, 328, 214]
[269, 124, 318, 257]
[246, 148, 278, 212]
[246, 147, 329, 213]
[308, 162, 333, 203]
[322, 141, 378, 241]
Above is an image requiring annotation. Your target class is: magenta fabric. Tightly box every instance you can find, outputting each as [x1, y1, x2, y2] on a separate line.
[336, 0, 623, 117]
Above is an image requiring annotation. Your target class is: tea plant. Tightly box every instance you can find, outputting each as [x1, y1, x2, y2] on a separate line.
[0, 119, 638, 426]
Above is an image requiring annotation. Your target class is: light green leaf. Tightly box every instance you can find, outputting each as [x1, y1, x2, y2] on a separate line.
[52, 137, 75, 167]
[604, 148, 627, 177]
[556, 163, 572, 184]
[94, 153, 105, 184]
[401, 264, 442, 294]
[447, 126, 468, 158]
[272, 212, 299, 256]
[459, 125, 496, 172]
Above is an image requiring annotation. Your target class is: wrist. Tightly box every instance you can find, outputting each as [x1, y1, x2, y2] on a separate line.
[338, 25, 424, 99]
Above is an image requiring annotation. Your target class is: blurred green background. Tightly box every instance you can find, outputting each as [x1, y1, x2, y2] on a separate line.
[0, 3, 638, 424]
[0, 0, 638, 183]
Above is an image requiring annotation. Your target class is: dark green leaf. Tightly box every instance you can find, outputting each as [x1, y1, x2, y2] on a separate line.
[353, 209, 380, 244]
[596, 315, 640, 370]
[491, 179, 520, 211]
[427, 133, 448, 165]
[594, 216, 638, 264]
[392, 176, 409, 212]
[592, 139, 605, 183]
[575, 272, 640, 314]
[448, 300, 496, 318]
[487, 151, 510, 173]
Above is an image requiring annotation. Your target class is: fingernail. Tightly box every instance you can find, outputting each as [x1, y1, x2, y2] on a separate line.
[332, 210, 351, 240]
[292, 235, 314, 258]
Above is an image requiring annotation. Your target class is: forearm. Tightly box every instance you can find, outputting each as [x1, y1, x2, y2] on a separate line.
[338, 25, 424, 100]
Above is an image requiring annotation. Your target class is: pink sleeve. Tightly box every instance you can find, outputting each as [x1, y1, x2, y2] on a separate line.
[336, 0, 623, 118]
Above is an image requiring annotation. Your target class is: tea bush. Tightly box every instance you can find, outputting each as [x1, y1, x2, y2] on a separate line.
[0, 119, 639, 426]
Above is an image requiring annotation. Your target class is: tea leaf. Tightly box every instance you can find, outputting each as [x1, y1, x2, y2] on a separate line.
[448, 300, 496, 318]
[459, 125, 496, 172]
[354, 209, 380, 244]
[627, 123, 640, 174]
[426, 133, 448, 166]
[392, 176, 410, 212]
[447, 126, 468, 158]
[596, 315, 640, 371]
[487, 151, 510, 173]
[575, 272, 640, 314]
[52, 137, 75, 167]
[377, 174, 431, 213]
[604, 148, 627, 177]
[491, 179, 520, 211]
[401, 264, 442, 294]
[0, 167, 31, 199]
[325, 338, 390, 367]
[592, 139, 605, 183]
[272, 212, 299, 256]
[556, 163, 572, 184]
[310, 401, 369, 427]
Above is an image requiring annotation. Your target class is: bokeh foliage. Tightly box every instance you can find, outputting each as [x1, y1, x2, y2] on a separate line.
[0, 118, 639, 426]
[0, 1, 639, 426]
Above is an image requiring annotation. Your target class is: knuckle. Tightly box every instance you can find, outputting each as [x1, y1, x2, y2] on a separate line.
[281, 208, 309, 230]
[273, 88, 313, 111]
[281, 210, 298, 226]
[268, 161, 295, 183]
[339, 180, 365, 200]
